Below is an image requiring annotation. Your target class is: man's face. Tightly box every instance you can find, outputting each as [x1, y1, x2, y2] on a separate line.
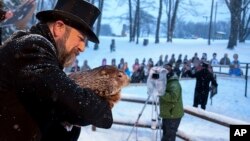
[56, 26, 87, 67]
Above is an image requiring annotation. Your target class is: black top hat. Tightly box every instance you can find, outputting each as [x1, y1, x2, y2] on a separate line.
[164, 63, 172, 68]
[202, 61, 209, 68]
[36, 0, 100, 43]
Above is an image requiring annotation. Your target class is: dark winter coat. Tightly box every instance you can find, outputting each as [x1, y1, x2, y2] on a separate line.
[187, 68, 218, 107]
[188, 68, 217, 95]
[219, 57, 230, 65]
[0, 23, 113, 141]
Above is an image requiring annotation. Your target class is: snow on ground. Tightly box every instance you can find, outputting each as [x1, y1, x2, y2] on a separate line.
[76, 37, 250, 141]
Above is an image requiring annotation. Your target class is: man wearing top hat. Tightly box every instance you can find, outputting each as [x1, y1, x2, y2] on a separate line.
[0, 0, 113, 141]
[186, 61, 218, 110]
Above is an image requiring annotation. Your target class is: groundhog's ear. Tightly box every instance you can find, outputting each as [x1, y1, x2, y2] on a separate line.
[101, 70, 106, 75]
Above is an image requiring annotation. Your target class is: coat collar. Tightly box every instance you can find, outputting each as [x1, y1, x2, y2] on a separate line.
[29, 23, 64, 69]
[30, 23, 57, 54]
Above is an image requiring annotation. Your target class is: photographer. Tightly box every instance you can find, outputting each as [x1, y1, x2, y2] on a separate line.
[186, 61, 218, 110]
[159, 63, 184, 141]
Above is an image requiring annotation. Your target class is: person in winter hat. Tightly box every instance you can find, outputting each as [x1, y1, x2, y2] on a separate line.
[186, 61, 218, 110]
[160, 63, 184, 141]
[0, 0, 112, 141]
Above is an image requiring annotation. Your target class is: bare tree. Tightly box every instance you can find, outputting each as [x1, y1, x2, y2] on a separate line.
[128, 0, 133, 42]
[225, 0, 242, 49]
[239, 0, 250, 42]
[135, 0, 140, 44]
[155, 0, 163, 43]
[94, 0, 104, 50]
[166, 0, 171, 42]
[165, 0, 180, 42]
[131, 0, 138, 42]
[208, 0, 214, 45]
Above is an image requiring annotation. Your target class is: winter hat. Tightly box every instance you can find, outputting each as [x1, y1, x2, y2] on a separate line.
[36, 0, 100, 43]
[164, 63, 172, 68]
[202, 61, 209, 68]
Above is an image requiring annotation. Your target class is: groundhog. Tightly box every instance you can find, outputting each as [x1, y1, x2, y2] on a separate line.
[69, 65, 130, 108]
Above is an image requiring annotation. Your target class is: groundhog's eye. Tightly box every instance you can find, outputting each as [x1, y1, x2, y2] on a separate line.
[118, 73, 123, 78]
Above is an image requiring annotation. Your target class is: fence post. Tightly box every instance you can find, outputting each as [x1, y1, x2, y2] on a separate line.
[245, 64, 248, 97]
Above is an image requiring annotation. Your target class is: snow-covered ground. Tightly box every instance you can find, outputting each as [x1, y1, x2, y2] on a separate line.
[76, 37, 250, 141]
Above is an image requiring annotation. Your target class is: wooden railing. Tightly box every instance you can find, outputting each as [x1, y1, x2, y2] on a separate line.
[114, 95, 250, 141]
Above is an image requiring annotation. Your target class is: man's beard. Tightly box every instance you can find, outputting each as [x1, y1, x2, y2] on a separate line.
[56, 34, 78, 67]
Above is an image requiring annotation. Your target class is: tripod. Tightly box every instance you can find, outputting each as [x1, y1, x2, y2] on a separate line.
[126, 93, 162, 141]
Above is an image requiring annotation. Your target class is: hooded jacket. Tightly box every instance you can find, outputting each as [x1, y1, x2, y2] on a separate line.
[159, 73, 184, 119]
[0, 23, 112, 141]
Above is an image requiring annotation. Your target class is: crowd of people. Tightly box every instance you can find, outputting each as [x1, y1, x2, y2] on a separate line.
[65, 52, 243, 81]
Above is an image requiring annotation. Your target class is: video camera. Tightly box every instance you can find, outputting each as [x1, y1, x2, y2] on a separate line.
[152, 72, 160, 79]
[147, 67, 168, 97]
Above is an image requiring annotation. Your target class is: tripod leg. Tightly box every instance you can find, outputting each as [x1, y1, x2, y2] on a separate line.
[151, 96, 159, 141]
[126, 95, 151, 141]
[155, 97, 162, 141]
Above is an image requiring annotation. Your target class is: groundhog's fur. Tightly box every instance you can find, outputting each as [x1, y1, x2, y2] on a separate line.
[69, 65, 130, 108]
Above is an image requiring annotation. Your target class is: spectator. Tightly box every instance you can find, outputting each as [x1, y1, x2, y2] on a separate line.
[201, 52, 207, 62]
[164, 54, 168, 65]
[183, 55, 188, 63]
[0, 1, 13, 45]
[156, 55, 164, 66]
[0, 2, 13, 21]
[148, 58, 154, 66]
[118, 58, 124, 70]
[173, 65, 181, 78]
[122, 62, 131, 77]
[111, 58, 117, 68]
[231, 53, 240, 66]
[181, 61, 191, 78]
[168, 54, 176, 66]
[210, 52, 219, 66]
[186, 61, 218, 110]
[131, 65, 144, 83]
[101, 58, 107, 66]
[219, 53, 230, 65]
[0, 0, 112, 140]
[71, 59, 80, 72]
[191, 52, 200, 68]
[229, 53, 242, 76]
[132, 58, 140, 72]
[81, 59, 91, 71]
[160, 63, 184, 141]
[143, 58, 154, 83]
[176, 54, 182, 66]
[2, 0, 36, 42]
[141, 58, 146, 68]
[110, 39, 115, 52]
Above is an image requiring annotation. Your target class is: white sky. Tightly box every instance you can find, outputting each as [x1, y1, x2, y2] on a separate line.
[75, 36, 250, 141]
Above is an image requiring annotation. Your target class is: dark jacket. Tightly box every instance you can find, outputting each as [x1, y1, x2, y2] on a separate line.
[188, 68, 218, 95]
[0, 23, 112, 141]
[219, 57, 230, 65]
